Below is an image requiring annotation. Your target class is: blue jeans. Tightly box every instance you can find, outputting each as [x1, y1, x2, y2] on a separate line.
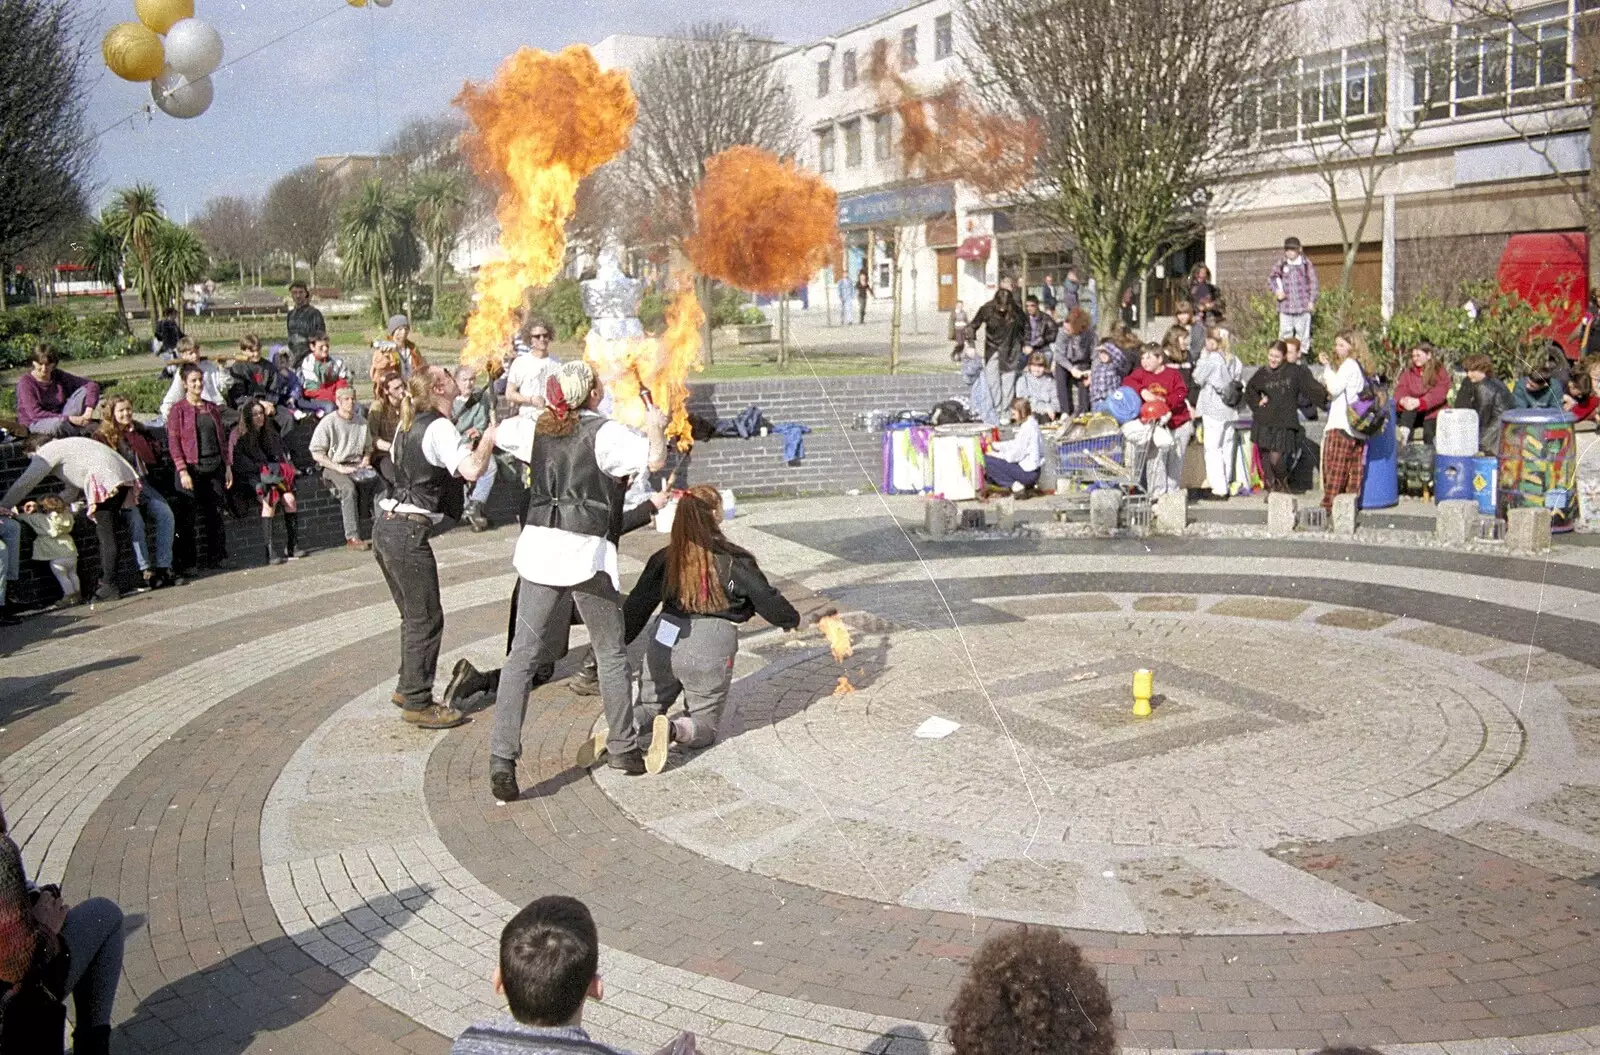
[122, 487, 176, 572]
[0, 517, 20, 606]
[467, 469, 494, 505]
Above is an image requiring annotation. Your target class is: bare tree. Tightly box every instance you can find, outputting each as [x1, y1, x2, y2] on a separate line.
[626, 22, 799, 361]
[263, 165, 338, 288]
[193, 196, 263, 284]
[962, 0, 1289, 328]
[0, 0, 91, 310]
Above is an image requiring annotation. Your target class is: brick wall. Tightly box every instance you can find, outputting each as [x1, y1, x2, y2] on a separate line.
[1215, 248, 1282, 323]
[1393, 232, 1507, 305]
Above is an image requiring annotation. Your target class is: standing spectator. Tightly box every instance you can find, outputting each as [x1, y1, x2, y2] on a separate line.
[16, 344, 100, 438]
[229, 400, 305, 564]
[1016, 353, 1060, 421]
[1318, 330, 1375, 511]
[1246, 340, 1328, 493]
[157, 338, 229, 422]
[836, 273, 854, 325]
[166, 364, 234, 572]
[1123, 343, 1192, 496]
[0, 511, 20, 624]
[1172, 301, 1207, 362]
[1564, 354, 1600, 423]
[298, 332, 351, 413]
[0, 437, 142, 601]
[968, 287, 1027, 420]
[1118, 287, 1140, 329]
[369, 314, 426, 395]
[1513, 363, 1563, 409]
[96, 395, 181, 589]
[1188, 263, 1221, 324]
[1454, 354, 1514, 455]
[984, 398, 1044, 493]
[310, 385, 376, 551]
[1040, 274, 1058, 313]
[1192, 326, 1244, 500]
[950, 299, 968, 342]
[153, 306, 184, 363]
[16, 498, 80, 606]
[855, 266, 873, 323]
[947, 925, 1116, 1055]
[286, 282, 326, 367]
[1269, 236, 1319, 346]
[1059, 266, 1082, 316]
[1089, 329, 1137, 408]
[506, 318, 561, 419]
[1053, 307, 1094, 417]
[1393, 344, 1452, 444]
[453, 366, 497, 532]
[1021, 295, 1057, 367]
[1161, 325, 1195, 398]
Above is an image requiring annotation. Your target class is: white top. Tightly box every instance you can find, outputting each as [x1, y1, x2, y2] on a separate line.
[506, 352, 561, 419]
[158, 360, 228, 420]
[378, 417, 470, 523]
[1323, 358, 1366, 437]
[992, 416, 1043, 472]
[496, 412, 649, 589]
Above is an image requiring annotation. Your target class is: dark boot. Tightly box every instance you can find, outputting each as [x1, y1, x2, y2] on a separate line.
[73, 1024, 111, 1055]
[263, 518, 284, 565]
[489, 756, 519, 802]
[285, 512, 307, 558]
[443, 658, 496, 709]
[465, 501, 490, 532]
[568, 651, 599, 696]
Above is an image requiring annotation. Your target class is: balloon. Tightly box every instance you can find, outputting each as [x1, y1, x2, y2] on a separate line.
[346, 0, 368, 6]
[134, 0, 194, 35]
[151, 68, 214, 119]
[373, 0, 392, 6]
[102, 23, 166, 83]
[163, 18, 224, 79]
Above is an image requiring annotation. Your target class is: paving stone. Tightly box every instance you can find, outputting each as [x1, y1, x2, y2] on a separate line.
[1115, 857, 1299, 932]
[967, 857, 1083, 917]
[752, 821, 963, 903]
[1528, 786, 1600, 839]
[986, 593, 1120, 616]
[1556, 683, 1600, 710]
[1315, 608, 1398, 630]
[1452, 822, 1600, 881]
[1394, 624, 1512, 656]
[1207, 597, 1312, 621]
[1131, 595, 1198, 612]
[1481, 652, 1599, 684]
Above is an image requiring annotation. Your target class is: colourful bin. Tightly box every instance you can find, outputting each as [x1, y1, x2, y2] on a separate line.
[1497, 408, 1578, 533]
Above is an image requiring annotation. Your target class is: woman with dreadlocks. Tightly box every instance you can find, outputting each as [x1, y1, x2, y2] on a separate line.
[622, 485, 801, 775]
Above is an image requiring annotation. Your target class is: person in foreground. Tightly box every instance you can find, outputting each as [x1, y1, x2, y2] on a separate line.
[947, 925, 1116, 1055]
[623, 485, 800, 775]
[452, 895, 693, 1055]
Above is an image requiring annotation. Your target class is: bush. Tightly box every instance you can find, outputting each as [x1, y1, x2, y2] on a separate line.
[639, 289, 668, 332]
[0, 306, 143, 369]
[527, 278, 588, 341]
[708, 284, 765, 328]
[1387, 281, 1552, 379]
[421, 287, 472, 337]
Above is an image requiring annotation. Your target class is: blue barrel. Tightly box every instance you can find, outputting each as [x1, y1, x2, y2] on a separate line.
[1360, 403, 1398, 509]
[1434, 454, 1476, 502]
[1471, 456, 1498, 515]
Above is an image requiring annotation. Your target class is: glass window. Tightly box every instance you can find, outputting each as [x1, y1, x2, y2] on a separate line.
[817, 59, 830, 98]
[842, 49, 858, 89]
[843, 119, 862, 167]
[873, 112, 893, 161]
[1411, 2, 1574, 122]
[817, 128, 835, 173]
[1255, 47, 1387, 143]
[935, 14, 953, 59]
[902, 26, 918, 68]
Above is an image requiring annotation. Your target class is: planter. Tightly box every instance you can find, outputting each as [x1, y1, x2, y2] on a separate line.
[717, 323, 773, 345]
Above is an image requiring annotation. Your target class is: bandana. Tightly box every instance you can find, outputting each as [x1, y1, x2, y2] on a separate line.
[545, 376, 571, 421]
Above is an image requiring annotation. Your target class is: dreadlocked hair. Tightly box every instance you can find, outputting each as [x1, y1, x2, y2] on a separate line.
[666, 486, 730, 614]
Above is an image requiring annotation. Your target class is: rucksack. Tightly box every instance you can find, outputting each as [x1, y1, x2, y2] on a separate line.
[929, 400, 974, 425]
[1346, 381, 1389, 439]
[1220, 380, 1245, 408]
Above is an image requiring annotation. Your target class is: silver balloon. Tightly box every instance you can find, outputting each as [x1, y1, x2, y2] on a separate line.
[162, 18, 223, 79]
[372, 0, 393, 6]
[151, 67, 214, 119]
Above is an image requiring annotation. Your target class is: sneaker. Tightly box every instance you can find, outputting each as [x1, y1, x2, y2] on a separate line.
[568, 672, 600, 697]
[575, 730, 609, 768]
[92, 583, 119, 602]
[645, 714, 672, 775]
[1011, 481, 1025, 494]
[443, 658, 496, 710]
[465, 502, 490, 533]
[147, 569, 170, 590]
[401, 703, 468, 729]
[288, 548, 309, 559]
[55, 593, 82, 609]
[489, 760, 519, 803]
[269, 553, 286, 566]
[607, 749, 646, 776]
[345, 538, 372, 552]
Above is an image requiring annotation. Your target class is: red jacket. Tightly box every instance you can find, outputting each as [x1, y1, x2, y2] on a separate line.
[1572, 393, 1599, 422]
[1393, 364, 1450, 420]
[1124, 365, 1191, 429]
[166, 398, 229, 474]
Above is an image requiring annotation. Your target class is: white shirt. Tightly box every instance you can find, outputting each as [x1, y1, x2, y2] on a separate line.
[496, 412, 649, 589]
[1323, 358, 1366, 437]
[992, 416, 1043, 472]
[158, 361, 228, 420]
[506, 352, 561, 419]
[379, 417, 470, 522]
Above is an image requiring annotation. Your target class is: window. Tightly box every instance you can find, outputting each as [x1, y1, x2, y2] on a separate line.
[1251, 46, 1387, 144]
[817, 58, 830, 98]
[842, 119, 863, 167]
[935, 14, 953, 60]
[873, 112, 894, 161]
[842, 49, 858, 89]
[817, 127, 836, 172]
[901, 26, 919, 68]
[1409, 1, 1576, 122]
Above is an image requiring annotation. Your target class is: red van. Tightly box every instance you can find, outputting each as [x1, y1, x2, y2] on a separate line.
[1496, 231, 1587, 361]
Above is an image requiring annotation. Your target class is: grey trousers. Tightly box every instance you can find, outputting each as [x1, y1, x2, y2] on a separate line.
[984, 356, 1018, 417]
[491, 572, 637, 761]
[62, 896, 124, 1028]
[635, 615, 738, 749]
[322, 467, 375, 539]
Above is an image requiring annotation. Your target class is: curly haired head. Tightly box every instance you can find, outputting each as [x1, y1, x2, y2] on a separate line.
[947, 926, 1116, 1055]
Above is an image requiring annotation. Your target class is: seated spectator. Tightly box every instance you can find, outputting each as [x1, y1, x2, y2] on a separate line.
[947, 925, 1115, 1055]
[153, 306, 184, 364]
[1513, 363, 1564, 410]
[16, 497, 81, 607]
[0, 800, 124, 1055]
[985, 398, 1044, 494]
[0, 437, 142, 601]
[96, 395, 182, 590]
[157, 338, 229, 422]
[369, 315, 426, 396]
[453, 366, 497, 532]
[166, 364, 233, 573]
[299, 332, 352, 414]
[225, 334, 294, 431]
[309, 385, 376, 551]
[452, 895, 682, 1055]
[1454, 354, 1514, 455]
[1393, 343, 1451, 443]
[958, 344, 1000, 426]
[366, 370, 407, 491]
[16, 344, 100, 438]
[1016, 353, 1060, 422]
[229, 399, 305, 564]
[1565, 354, 1600, 424]
[1162, 325, 1195, 396]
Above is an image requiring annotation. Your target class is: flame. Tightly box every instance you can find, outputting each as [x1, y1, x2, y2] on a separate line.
[454, 46, 636, 373]
[833, 676, 856, 697]
[818, 615, 854, 663]
[686, 146, 839, 296]
[583, 283, 704, 451]
[869, 67, 1040, 197]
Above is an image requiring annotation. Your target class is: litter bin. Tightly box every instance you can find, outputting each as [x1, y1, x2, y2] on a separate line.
[1497, 408, 1578, 533]
[1360, 403, 1398, 509]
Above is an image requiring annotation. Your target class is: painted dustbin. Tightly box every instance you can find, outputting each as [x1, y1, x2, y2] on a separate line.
[1497, 408, 1578, 533]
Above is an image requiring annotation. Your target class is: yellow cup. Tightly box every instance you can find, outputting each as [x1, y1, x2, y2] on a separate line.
[1131, 669, 1153, 717]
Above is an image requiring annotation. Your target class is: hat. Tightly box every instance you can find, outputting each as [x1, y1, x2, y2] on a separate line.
[387, 314, 409, 333]
[1139, 399, 1170, 424]
[555, 360, 596, 410]
[1283, 236, 1301, 251]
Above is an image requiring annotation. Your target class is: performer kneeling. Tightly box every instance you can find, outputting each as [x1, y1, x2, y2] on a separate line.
[623, 485, 801, 775]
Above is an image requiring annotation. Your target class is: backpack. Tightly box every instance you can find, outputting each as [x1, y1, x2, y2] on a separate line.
[929, 400, 974, 426]
[1346, 381, 1389, 439]
[1220, 380, 1245, 409]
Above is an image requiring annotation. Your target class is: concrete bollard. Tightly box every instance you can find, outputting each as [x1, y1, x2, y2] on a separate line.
[1036, 455, 1058, 496]
[1267, 493, 1297, 536]
[997, 496, 1016, 532]
[1506, 506, 1553, 554]
[1332, 494, 1358, 535]
[1089, 488, 1122, 536]
[1153, 491, 1187, 535]
[924, 497, 958, 537]
[1434, 499, 1477, 545]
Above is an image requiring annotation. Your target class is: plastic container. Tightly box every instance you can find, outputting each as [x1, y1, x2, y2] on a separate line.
[1577, 435, 1600, 533]
[1434, 454, 1476, 503]
[1435, 408, 1480, 457]
[1470, 456, 1498, 515]
[882, 425, 932, 494]
[1359, 403, 1398, 509]
[1497, 408, 1578, 533]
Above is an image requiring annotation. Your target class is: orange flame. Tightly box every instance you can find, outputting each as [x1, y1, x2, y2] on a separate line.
[833, 675, 856, 697]
[870, 66, 1040, 197]
[686, 146, 839, 296]
[583, 283, 704, 452]
[818, 615, 854, 663]
[454, 46, 636, 372]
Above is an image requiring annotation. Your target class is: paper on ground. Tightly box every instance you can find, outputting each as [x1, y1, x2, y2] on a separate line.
[914, 716, 960, 739]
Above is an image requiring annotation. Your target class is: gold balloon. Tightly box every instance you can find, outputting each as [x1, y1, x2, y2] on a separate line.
[103, 23, 166, 83]
[134, 0, 194, 35]
[346, 0, 368, 6]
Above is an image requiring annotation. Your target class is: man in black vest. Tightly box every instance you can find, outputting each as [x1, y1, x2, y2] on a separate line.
[375, 366, 499, 730]
[487, 361, 666, 801]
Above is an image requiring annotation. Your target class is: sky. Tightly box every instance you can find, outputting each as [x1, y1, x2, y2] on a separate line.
[84, 0, 875, 219]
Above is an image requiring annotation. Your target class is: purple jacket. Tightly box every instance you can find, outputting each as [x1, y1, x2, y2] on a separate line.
[1269, 255, 1319, 316]
[165, 398, 229, 474]
[15, 371, 99, 429]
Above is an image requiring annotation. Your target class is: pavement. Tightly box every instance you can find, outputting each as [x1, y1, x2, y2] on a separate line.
[4, 494, 1600, 1054]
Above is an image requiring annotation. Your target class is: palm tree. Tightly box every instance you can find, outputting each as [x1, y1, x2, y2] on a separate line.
[337, 178, 407, 321]
[408, 170, 467, 316]
[79, 210, 132, 333]
[106, 184, 165, 324]
[150, 221, 207, 321]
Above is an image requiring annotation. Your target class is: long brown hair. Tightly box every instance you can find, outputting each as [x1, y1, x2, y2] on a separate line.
[1334, 329, 1377, 377]
[396, 371, 437, 434]
[95, 394, 135, 449]
[666, 486, 730, 614]
[1412, 344, 1444, 390]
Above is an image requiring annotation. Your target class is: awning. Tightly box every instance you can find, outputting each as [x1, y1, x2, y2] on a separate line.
[955, 236, 992, 262]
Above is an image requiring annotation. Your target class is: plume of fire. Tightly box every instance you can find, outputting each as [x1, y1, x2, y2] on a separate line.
[817, 614, 854, 664]
[454, 46, 636, 373]
[870, 65, 1041, 198]
[686, 146, 839, 296]
[583, 283, 705, 451]
[833, 676, 856, 697]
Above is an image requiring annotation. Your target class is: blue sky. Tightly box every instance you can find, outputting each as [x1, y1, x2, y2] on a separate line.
[85, 0, 873, 218]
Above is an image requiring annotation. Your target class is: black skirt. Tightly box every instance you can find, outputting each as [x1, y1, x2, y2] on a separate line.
[1253, 422, 1303, 454]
